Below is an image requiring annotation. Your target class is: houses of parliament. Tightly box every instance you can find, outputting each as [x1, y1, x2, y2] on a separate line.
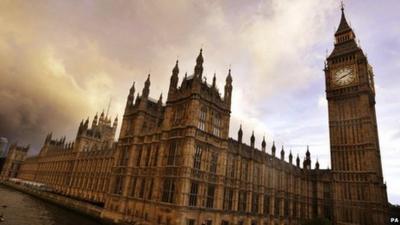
[0, 6, 390, 225]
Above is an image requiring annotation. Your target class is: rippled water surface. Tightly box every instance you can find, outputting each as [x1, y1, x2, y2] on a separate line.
[0, 185, 101, 225]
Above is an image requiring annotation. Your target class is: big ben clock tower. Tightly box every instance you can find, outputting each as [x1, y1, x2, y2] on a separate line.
[324, 5, 388, 225]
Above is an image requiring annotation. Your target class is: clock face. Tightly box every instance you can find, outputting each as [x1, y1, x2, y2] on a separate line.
[334, 67, 355, 86]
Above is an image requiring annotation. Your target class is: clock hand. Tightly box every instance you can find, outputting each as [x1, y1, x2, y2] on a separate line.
[337, 74, 348, 81]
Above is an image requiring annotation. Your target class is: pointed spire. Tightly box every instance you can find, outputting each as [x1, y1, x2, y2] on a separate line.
[130, 81, 135, 94]
[224, 68, 233, 107]
[226, 67, 232, 84]
[296, 154, 300, 167]
[173, 60, 179, 74]
[250, 131, 255, 148]
[212, 73, 216, 87]
[315, 159, 320, 170]
[92, 113, 98, 126]
[261, 136, 266, 152]
[306, 145, 311, 158]
[113, 116, 118, 127]
[289, 151, 293, 164]
[238, 124, 243, 143]
[280, 146, 285, 160]
[169, 61, 179, 92]
[158, 93, 163, 106]
[271, 141, 276, 156]
[84, 117, 89, 128]
[194, 48, 204, 78]
[142, 74, 151, 97]
[335, 2, 352, 36]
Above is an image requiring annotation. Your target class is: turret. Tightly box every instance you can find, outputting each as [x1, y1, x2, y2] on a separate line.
[142, 74, 151, 98]
[169, 60, 179, 93]
[296, 154, 300, 167]
[238, 125, 243, 143]
[250, 131, 255, 148]
[289, 151, 293, 164]
[92, 113, 98, 127]
[126, 81, 135, 107]
[280, 146, 285, 160]
[44, 132, 53, 144]
[84, 117, 89, 129]
[271, 141, 276, 157]
[261, 136, 266, 152]
[315, 159, 320, 170]
[100, 111, 105, 124]
[224, 68, 233, 107]
[194, 49, 204, 78]
[158, 94, 163, 107]
[212, 73, 216, 88]
[304, 146, 311, 169]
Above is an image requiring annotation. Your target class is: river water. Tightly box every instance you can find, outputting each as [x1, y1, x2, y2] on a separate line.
[0, 185, 101, 225]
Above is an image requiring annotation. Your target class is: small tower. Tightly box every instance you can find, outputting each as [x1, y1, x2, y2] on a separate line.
[194, 49, 204, 78]
[261, 136, 266, 152]
[296, 154, 300, 167]
[142, 74, 151, 98]
[250, 131, 255, 148]
[304, 145, 311, 169]
[100, 111, 105, 124]
[169, 60, 179, 95]
[289, 151, 293, 164]
[126, 81, 135, 107]
[280, 146, 285, 160]
[315, 159, 320, 170]
[92, 113, 98, 127]
[212, 73, 216, 88]
[271, 141, 276, 157]
[84, 117, 89, 129]
[224, 68, 233, 108]
[238, 125, 243, 143]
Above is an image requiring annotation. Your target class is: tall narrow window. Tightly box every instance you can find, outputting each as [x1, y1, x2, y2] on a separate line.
[119, 147, 129, 166]
[223, 188, 233, 210]
[139, 178, 146, 198]
[147, 179, 153, 200]
[198, 107, 207, 131]
[252, 193, 259, 213]
[284, 198, 289, 217]
[275, 197, 280, 217]
[263, 194, 270, 215]
[188, 182, 199, 206]
[145, 146, 151, 166]
[212, 113, 221, 137]
[136, 146, 142, 167]
[153, 145, 159, 167]
[129, 177, 137, 197]
[206, 184, 215, 208]
[226, 155, 235, 178]
[193, 145, 202, 170]
[167, 141, 178, 166]
[162, 178, 175, 203]
[209, 152, 218, 174]
[238, 191, 247, 212]
[113, 175, 123, 195]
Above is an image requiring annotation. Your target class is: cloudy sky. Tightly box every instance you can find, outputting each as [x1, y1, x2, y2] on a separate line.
[0, 0, 399, 203]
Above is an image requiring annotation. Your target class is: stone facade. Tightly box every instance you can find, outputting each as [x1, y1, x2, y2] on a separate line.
[0, 143, 29, 179]
[324, 7, 388, 225]
[2, 7, 390, 225]
[14, 112, 118, 205]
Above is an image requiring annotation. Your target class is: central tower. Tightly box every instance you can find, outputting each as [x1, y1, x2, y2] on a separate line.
[324, 6, 388, 225]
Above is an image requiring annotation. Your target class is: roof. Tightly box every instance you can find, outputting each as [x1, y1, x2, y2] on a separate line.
[335, 9, 352, 36]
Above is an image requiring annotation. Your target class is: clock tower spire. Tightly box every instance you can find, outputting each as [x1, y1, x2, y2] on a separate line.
[324, 5, 388, 225]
